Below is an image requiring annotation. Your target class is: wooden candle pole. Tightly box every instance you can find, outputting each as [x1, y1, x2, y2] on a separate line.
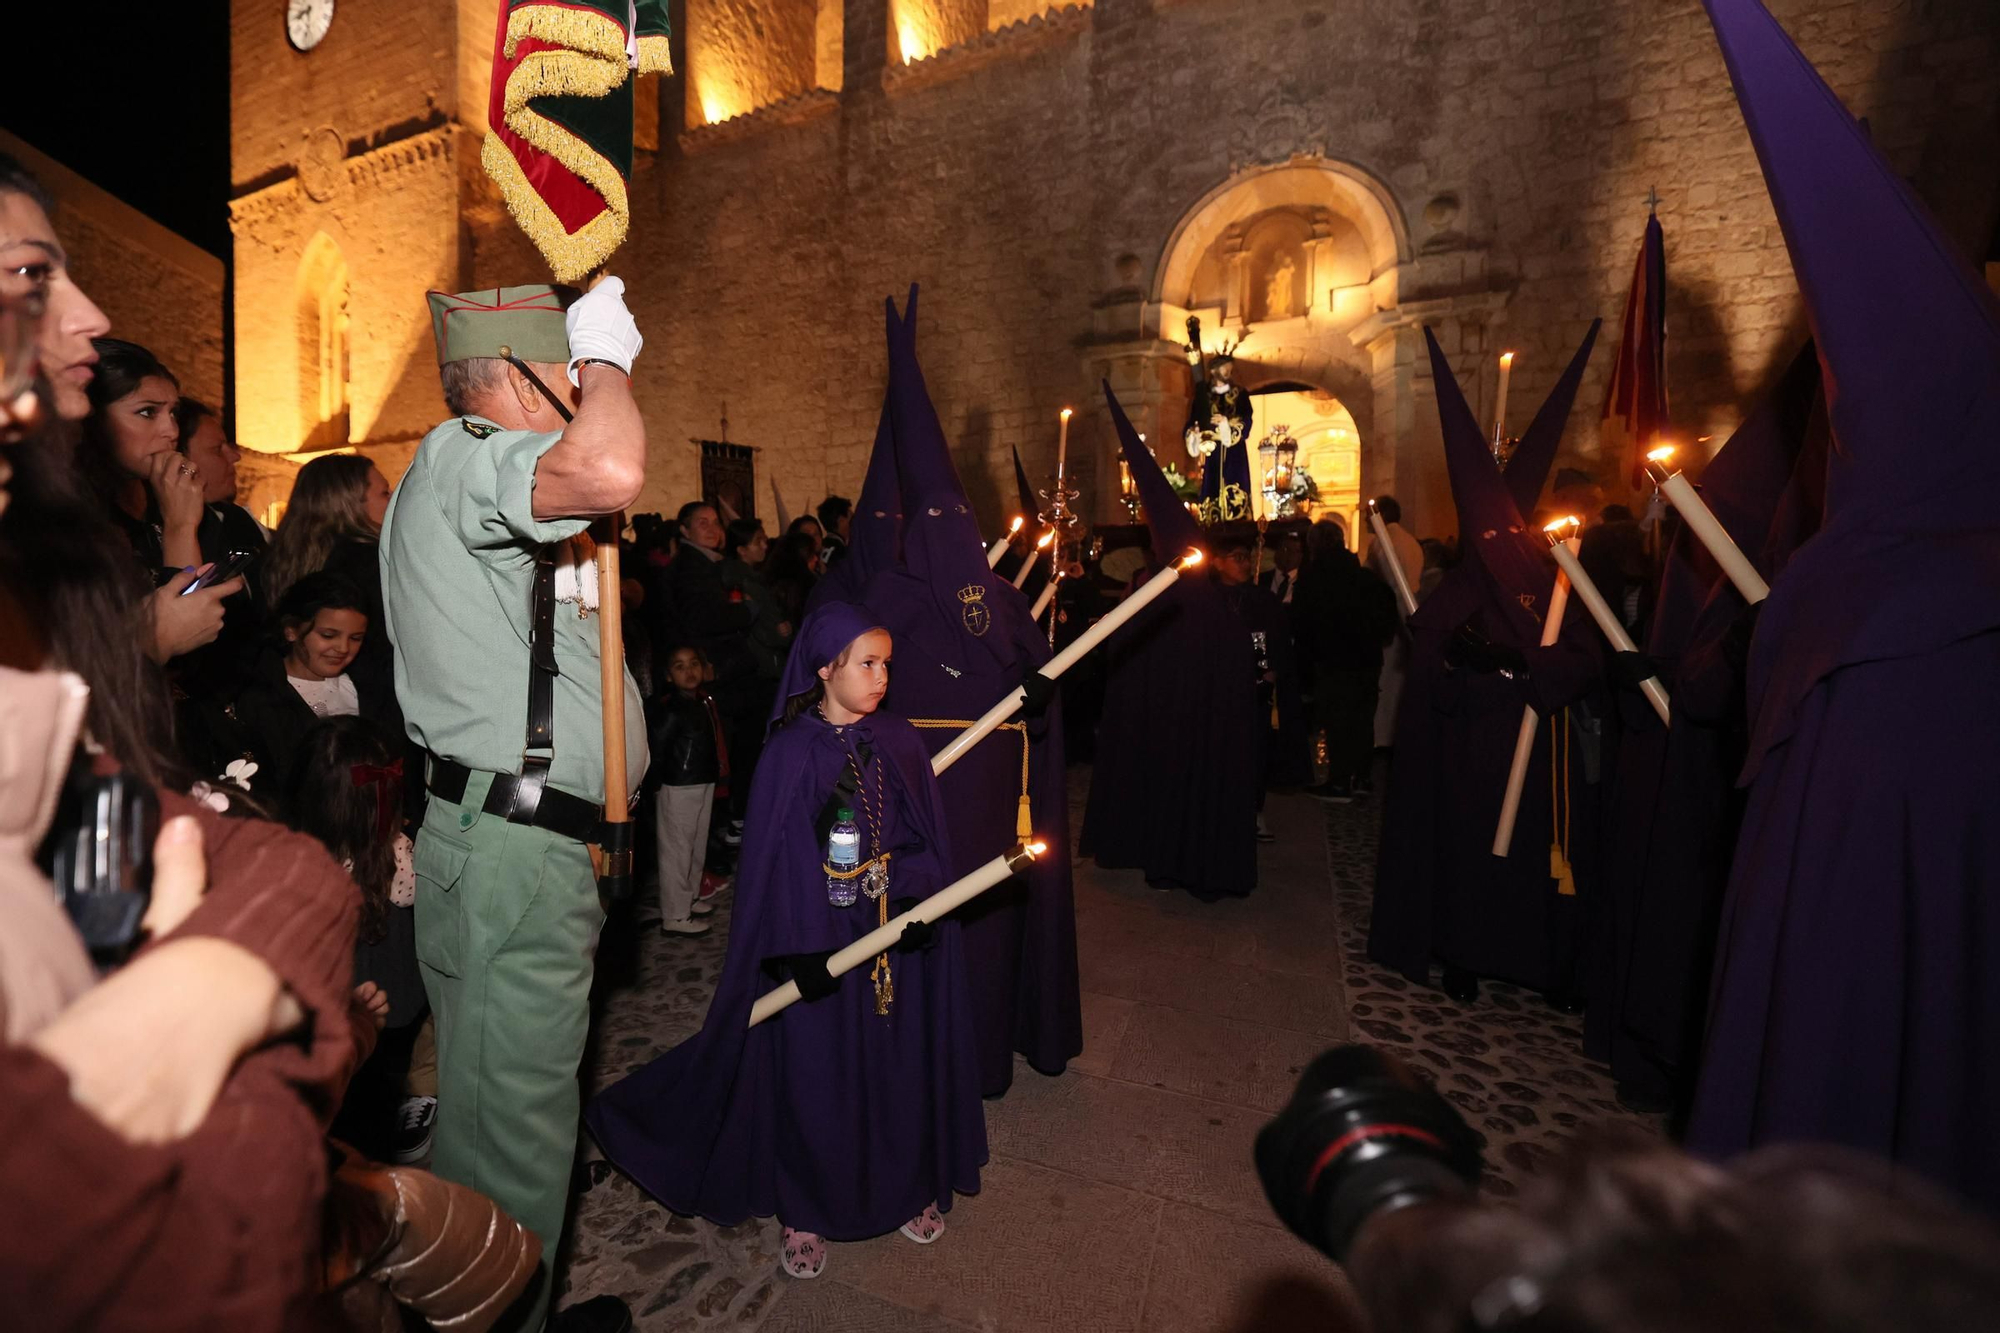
[1546, 523, 1672, 725]
[1645, 446, 1770, 604]
[933, 550, 1204, 776]
[1494, 521, 1578, 857]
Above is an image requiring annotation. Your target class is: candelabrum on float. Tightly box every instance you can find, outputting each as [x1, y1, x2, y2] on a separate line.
[1030, 408, 1087, 643]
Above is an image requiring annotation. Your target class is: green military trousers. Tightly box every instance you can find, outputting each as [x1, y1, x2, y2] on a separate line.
[414, 770, 603, 1332]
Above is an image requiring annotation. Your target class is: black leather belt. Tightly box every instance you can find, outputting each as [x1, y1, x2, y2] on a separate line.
[427, 754, 602, 845]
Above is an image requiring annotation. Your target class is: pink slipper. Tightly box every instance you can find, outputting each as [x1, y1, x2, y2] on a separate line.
[781, 1227, 826, 1279]
[899, 1204, 946, 1244]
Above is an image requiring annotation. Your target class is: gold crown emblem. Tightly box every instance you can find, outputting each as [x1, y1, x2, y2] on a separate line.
[958, 584, 987, 603]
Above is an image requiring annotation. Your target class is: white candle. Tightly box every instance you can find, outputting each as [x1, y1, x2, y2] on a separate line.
[1031, 572, 1059, 622]
[749, 842, 1045, 1026]
[1492, 351, 1515, 447]
[987, 514, 1024, 569]
[1367, 500, 1418, 616]
[933, 551, 1203, 776]
[1056, 407, 1072, 482]
[1494, 529, 1577, 857]
[1645, 447, 1770, 604]
[1012, 530, 1054, 589]
[1547, 526, 1672, 725]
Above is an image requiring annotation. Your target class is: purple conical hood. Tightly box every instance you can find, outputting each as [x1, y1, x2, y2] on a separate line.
[1705, 0, 2000, 779]
[1704, 0, 2000, 529]
[1416, 323, 1599, 647]
[1647, 341, 1823, 660]
[882, 285, 1023, 671]
[807, 301, 903, 612]
[1012, 447, 1038, 521]
[1103, 382, 1202, 564]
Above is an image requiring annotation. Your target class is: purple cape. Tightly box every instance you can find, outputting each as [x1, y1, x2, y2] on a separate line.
[1687, 0, 2000, 1210]
[1080, 383, 1260, 898]
[1369, 325, 1606, 991]
[1587, 344, 1824, 1103]
[855, 286, 1081, 1096]
[588, 618, 986, 1237]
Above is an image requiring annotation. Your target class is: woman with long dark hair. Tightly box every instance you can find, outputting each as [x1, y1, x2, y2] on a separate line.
[78, 337, 203, 573]
[263, 453, 391, 608]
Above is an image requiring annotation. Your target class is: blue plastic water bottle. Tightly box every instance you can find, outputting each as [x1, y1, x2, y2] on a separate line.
[827, 808, 860, 907]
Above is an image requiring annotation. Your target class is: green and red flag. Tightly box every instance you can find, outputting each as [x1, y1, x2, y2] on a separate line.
[482, 0, 671, 282]
[1601, 210, 1669, 489]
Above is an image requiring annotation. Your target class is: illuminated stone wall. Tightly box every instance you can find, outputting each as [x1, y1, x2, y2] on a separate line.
[230, 0, 2000, 537]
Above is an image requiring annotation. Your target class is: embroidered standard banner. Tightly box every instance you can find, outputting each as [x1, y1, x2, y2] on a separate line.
[482, 0, 671, 281]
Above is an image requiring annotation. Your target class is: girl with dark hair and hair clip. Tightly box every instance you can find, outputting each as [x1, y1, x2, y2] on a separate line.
[204, 570, 397, 789]
[589, 602, 987, 1281]
[284, 714, 435, 1164]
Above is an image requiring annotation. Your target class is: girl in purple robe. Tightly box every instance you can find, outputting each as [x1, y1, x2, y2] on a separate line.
[586, 602, 987, 1280]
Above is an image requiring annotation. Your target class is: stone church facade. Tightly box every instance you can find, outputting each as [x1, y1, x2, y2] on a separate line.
[228, 0, 1999, 534]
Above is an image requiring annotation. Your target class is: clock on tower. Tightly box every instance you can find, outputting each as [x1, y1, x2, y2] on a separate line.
[286, 0, 334, 51]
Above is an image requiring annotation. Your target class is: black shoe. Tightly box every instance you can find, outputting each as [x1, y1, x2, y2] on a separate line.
[1308, 782, 1355, 805]
[389, 1095, 437, 1164]
[1441, 967, 1480, 1004]
[552, 1295, 633, 1333]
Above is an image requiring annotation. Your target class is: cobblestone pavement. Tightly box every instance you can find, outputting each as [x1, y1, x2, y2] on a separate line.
[558, 770, 1656, 1328]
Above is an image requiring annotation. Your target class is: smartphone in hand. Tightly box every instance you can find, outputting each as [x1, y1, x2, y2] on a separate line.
[179, 548, 259, 596]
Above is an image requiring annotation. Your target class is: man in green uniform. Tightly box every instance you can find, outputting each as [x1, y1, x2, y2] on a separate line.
[382, 279, 649, 1333]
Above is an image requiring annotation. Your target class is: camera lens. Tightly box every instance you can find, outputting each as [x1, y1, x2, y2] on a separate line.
[1255, 1045, 1485, 1262]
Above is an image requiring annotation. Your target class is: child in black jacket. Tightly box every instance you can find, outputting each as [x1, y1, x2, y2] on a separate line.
[647, 645, 727, 936]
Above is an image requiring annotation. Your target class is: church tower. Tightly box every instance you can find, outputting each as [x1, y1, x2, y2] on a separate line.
[227, 0, 502, 509]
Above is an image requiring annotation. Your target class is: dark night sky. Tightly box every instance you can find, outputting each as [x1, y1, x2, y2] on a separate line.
[3, 7, 232, 255]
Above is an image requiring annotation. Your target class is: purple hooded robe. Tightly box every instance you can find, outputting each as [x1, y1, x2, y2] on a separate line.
[1369, 325, 1607, 994]
[1587, 343, 1824, 1108]
[585, 602, 987, 1238]
[854, 287, 1081, 1097]
[1686, 0, 2000, 1211]
[1080, 383, 1261, 898]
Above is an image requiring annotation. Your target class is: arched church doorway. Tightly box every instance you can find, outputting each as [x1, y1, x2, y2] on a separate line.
[1248, 383, 1362, 546]
[1089, 155, 1515, 537]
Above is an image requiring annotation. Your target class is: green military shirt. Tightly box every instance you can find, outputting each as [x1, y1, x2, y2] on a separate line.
[381, 414, 647, 806]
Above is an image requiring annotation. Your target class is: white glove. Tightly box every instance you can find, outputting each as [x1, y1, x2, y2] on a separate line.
[566, 276, 644, 385]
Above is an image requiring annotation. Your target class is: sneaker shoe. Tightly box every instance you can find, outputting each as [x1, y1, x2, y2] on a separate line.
[390, 1095, 438, 1164]
[552, 1295, 633, 1333]
[720, 821, 745, 848]
[899, 1204, 946, 1244]
[699, 872, 732, 900]
[661, 917, 712, 937]
[690, 897, 716, 917]
[1308, 782, 1355, 804]
[781, 1228, 827, 1279]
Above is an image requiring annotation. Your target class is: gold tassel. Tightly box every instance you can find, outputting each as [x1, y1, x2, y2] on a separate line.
[1550, 712, 1576, 896]
[1017, 793, 1034, 840]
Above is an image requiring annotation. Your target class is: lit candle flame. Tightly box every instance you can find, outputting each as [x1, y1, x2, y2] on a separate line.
[1035, 530, 1055, 550]
[1499, 351, 1515, 368]
[1060, 408, 1073, 422]
[1180, 548, 1205, 569]
[1026, 841, 1048, 857]
[1646, 445, 1676, 464]
[1008, 515, 1024, 535]
[1544, 515, 1581, 535]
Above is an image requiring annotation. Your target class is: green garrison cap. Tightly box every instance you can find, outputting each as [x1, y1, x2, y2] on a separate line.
[425, 284, 576, 365]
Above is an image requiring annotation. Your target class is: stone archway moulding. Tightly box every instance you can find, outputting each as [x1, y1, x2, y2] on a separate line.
[1150, 155, 1413, 331]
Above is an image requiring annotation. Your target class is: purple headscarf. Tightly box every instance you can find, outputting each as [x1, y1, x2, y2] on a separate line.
[768, 600, 885, 733]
